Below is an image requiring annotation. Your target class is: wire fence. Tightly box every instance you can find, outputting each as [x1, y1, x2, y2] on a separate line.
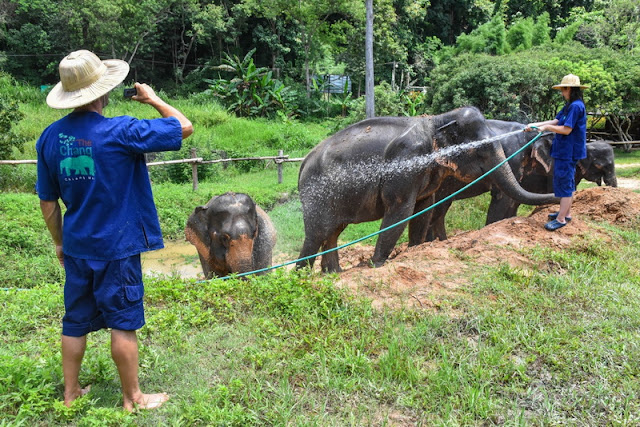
[0, 149, 305, 190]
[3, 129, 548, 288]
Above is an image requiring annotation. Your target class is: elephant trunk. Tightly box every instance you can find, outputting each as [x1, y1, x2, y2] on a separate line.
[493, 161, 560, 205]
[226, 235, 255, 273]
[604, 172, 618, 187]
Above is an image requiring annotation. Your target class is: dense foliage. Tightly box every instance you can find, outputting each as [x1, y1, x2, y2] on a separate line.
[1, 0, 639, 144]
[0, 94, 25, 159]
[2, 0, 634, 92]
[425, 42, 640, 122]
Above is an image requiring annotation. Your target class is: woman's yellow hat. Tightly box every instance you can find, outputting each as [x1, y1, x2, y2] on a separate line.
[552, 74, 589, 90]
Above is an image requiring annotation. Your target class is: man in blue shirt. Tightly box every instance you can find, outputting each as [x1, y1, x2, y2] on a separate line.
[37, 50, 193, 411]
[526, 74, 588, 231]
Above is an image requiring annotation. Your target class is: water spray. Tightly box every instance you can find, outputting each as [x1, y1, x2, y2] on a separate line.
[2, 127, 544, 290]
[198, 126, 543, 283]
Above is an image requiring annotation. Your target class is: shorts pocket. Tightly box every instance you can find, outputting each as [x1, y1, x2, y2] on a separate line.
[125, 285, 144, 302]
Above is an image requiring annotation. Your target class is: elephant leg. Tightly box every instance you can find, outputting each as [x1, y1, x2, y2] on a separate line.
[320, 224, 347, 273]
[297, 235, 323, 270]
[297, 217, 335, 270]
[486, 189, 518, 224]
[408, 195, 436, 246]
[371, 205, 413, 267]
[429, 200, 451, 242]
[296, 203, 333, 270]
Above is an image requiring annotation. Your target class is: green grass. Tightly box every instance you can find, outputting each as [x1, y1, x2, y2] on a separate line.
[3, 206, 640, 424]
[4, 85, 640, 424]
[0, 193, 65, 288]
[613, 148, 640, 179]
[3, 150, 640, 424]
[611, 147, 640, 165]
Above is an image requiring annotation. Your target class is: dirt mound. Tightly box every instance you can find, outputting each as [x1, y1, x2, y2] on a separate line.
[336, 187, 640, 310]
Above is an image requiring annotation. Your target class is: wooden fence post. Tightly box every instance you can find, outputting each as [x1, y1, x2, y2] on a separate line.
[191, 148, 198, 191]
[277, 149, 283, 184]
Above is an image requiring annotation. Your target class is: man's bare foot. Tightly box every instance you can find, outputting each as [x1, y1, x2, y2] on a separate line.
[64, 384, 91, 407]
[124, 392, 169, 412]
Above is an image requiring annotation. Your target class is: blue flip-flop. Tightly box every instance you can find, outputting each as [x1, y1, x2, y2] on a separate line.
[545, 219, 568, 231]
[548, 212, 571, 222]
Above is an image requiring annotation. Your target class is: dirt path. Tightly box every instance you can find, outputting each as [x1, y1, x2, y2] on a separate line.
[617, 178, 640, 190]
[615, 163, 640, 190]
[615, 162, 640, 169]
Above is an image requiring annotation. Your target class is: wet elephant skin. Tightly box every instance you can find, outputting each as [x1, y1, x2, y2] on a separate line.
[297, 108, 558, 273]
[185, 192, 276, 278]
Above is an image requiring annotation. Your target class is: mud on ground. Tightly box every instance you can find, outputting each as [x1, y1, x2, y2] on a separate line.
[335, 187, 640, 310]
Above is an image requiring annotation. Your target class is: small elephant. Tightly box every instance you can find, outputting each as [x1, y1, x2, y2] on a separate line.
[485, 136, 618, 224]
[297, 108, 558, 273]
[185, 192, 276, 278]
[424, 120, 618, 242]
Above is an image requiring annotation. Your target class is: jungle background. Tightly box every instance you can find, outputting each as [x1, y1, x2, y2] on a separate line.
[3, 0, 640, 425]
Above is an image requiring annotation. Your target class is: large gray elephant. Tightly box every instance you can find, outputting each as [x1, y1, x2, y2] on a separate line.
[297, 108, 559, 273]
[423, 120, 618, 242]
[185, 192, 276, 278]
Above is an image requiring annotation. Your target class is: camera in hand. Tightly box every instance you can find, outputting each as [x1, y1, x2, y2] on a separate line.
[123, 88, 137, 98]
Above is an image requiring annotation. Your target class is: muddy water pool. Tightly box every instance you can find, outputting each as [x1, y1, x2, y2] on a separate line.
[141, 240, 202, 278]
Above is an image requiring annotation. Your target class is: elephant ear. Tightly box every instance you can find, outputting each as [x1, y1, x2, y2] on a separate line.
[531, 137, 553, 174]
[383, 123, 421, 159]
[185, 205, 211, 254]
[432, 120, 458, 148]
[253, 206, 277, 270]
[576, 150, 593, 177]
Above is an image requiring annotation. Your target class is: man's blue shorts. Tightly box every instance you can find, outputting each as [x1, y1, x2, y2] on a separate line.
[62, 254, 145, 337]
[553, 159, 578, 198]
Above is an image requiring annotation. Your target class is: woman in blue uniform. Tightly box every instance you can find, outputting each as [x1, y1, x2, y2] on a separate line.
[526, 74, 588, 231]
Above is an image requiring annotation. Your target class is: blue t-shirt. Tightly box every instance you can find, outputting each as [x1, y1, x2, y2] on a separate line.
[36, 112, 182, 260]
[551, 99, 587, 161]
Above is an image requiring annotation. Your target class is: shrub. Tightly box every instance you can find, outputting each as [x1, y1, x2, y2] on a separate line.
[205, 49, 291, 119]
[426, 53, 557, 121]
[0, 74, 28, 160]
[424, 45, 637, 123]
[349, 81, 406, 121]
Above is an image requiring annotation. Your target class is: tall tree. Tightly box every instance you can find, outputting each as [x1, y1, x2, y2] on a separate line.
[365, 0, 374, 117]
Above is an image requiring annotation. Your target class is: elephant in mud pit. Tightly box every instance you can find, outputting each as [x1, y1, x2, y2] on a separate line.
[423, 120, 618, 242]
[185, 192, 276, 278]
[296, 108, 559, 273]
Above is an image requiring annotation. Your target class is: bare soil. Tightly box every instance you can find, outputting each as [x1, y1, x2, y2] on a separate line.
[334, 187, 640, 310]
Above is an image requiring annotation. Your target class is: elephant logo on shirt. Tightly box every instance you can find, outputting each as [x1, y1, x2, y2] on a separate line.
[60, 155, 95, 177]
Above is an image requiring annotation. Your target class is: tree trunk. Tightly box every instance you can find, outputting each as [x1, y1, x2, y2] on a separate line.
[609, 114, 633, 153]
[365, 0, 375, 118]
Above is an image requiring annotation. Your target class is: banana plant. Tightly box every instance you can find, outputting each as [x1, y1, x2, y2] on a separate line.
[205, 49, 290, 118]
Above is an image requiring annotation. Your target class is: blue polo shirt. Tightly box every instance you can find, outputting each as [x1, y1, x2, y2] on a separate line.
[36, 112, 182, 260]
[551, 99, 587, 161]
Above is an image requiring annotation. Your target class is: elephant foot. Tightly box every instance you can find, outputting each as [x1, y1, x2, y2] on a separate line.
[321, 264, 342, 273]
[369, 258, 386, 268]
[296, 259, 315, 270]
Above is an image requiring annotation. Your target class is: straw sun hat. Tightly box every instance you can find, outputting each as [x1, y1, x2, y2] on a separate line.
[46, 50, 130, 109]
[552, 73, 589, 90]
